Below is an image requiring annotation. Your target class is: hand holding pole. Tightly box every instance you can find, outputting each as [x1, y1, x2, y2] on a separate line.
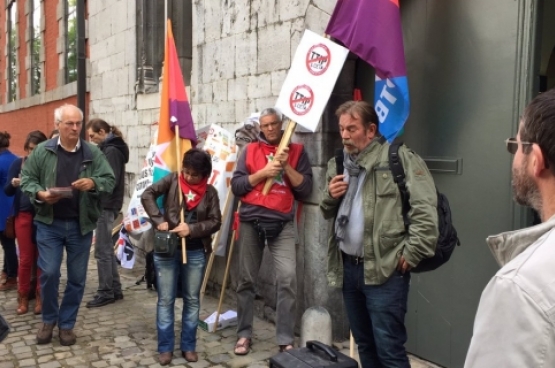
[261, 121, 297, 195]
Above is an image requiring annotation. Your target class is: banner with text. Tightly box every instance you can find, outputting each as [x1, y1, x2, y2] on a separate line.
[196, 124, 237, 256]
[124, 124, 237, 240]
[123, 143, 156, 235]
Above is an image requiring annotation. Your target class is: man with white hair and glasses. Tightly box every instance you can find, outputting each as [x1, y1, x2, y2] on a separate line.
[21, 104, 114, 346]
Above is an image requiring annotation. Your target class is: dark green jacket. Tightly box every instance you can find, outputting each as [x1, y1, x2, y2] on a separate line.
[320, 140, 438, 287]
[20, 138, 115, 235]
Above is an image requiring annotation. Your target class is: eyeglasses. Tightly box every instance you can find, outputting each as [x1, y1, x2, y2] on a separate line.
[505, 137, 533, 154]
[58, 120, 83, 128]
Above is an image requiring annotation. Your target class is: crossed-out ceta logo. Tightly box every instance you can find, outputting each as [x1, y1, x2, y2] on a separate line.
[266, 152, 286, 186]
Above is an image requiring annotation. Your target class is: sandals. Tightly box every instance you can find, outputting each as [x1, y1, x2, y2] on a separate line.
[234, 337, 252, 355]
[279, 344, 294, 352]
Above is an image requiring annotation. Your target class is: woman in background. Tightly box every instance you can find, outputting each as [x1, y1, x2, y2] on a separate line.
[4, 130, 47, 314]
[49, 129, 59, 139]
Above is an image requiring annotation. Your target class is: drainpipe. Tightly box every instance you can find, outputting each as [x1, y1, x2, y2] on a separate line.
[77, 0, 86, 139]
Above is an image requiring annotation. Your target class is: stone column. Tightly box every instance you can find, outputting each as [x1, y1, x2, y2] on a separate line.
[293, 54, 357, 339]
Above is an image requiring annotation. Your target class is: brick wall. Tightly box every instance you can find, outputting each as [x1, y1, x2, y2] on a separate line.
[0, 96, 89, 156]
[0, 0, 91, 156]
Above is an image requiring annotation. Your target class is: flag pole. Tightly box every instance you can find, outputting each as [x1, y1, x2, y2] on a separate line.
[175, 126, 187, 264]
[261, 121, 297, 195]
[213, 202, 241, 332]
[164, 0, 168, 38]
[200, 185, 235, 305]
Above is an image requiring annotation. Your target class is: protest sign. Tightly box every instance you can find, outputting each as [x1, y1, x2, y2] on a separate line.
[196, 124, 238, 256]
[275, 30, 349, 132]
[124, 124, 238, 251]
[123, 142, 156, 235]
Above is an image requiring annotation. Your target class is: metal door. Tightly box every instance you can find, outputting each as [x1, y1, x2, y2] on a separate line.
[390, 0, 543, 366]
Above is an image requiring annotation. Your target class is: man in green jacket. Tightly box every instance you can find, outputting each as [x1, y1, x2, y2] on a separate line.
[21, 104, 115, 347]
[320, 101, 438, 368]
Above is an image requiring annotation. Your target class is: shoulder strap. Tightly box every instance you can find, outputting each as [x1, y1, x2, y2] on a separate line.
[388, 141, 411, 230]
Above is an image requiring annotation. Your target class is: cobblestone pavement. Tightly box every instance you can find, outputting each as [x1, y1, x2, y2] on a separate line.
[0, 252, 440, 367]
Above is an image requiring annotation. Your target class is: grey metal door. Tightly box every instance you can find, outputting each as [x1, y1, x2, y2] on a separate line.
[392, 0, 542, 366]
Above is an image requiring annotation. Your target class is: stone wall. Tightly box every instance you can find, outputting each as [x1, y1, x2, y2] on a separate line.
[88, 0, 159, 212]
[87, 0, 353, 340]
[193, 0, 352, 339]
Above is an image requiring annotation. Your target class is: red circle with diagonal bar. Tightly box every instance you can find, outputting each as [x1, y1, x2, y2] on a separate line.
[306, 43, 331, 76]
[289, 85, 314, 116]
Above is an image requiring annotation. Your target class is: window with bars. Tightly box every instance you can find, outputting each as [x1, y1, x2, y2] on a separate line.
[30, 0, 42, 95]
[136, 0, 192, 94]
[65, 0, 77, 83]
[7, 1, 18, 102]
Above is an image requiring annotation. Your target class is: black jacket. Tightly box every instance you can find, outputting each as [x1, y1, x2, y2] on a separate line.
[140, 173, 222, 254]
[98, 134, 129, 211]
[4, 157, 34, 216]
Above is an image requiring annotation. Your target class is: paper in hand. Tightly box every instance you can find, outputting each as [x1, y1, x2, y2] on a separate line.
[48, 187, 73, 198]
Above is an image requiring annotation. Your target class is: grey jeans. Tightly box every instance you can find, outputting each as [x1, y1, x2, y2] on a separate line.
[236, 221, 297, 345]
[94, 209, 122, 298]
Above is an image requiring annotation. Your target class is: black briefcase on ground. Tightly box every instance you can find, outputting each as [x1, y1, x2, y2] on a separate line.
[269, 341, 358, 368]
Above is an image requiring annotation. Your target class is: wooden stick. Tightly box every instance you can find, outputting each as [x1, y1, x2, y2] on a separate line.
[213, 203, 241, 332]
[261, 121, 297, 195]
[174, 125, 187, 264]
[200, 186, 235, 305]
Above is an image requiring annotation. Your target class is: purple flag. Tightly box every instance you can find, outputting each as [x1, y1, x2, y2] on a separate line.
[326, 0, 410, 141]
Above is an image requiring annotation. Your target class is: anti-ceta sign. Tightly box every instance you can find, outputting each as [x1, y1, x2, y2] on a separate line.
[276, 30, 349, 132]
[290, 85, 314, 116]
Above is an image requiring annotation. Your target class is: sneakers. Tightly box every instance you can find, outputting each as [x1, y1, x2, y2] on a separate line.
[86, 295, 115, 308]
[36, 323, 56, 344]
[59, 329, 76, 346]
[0, 277, 17, 291]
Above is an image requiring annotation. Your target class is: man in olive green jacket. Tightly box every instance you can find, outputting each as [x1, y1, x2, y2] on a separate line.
[21, 104, 115, 347]
[320, 101, 438, 368]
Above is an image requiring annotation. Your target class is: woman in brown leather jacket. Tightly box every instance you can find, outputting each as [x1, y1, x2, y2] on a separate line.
[141, 148, 221, 366]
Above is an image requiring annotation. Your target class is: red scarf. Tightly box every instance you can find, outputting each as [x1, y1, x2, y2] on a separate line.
[178, 174, 208, 210]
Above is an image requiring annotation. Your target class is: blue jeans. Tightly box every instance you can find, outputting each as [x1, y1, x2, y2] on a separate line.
[342, 258, 411, 368]
[154, 248, 206, 353]
[36, 219, 92, 330]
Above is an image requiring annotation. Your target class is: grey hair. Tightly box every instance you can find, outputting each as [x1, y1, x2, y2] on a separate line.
[259, 107, 283, 122]
[54, 104, 83, 123]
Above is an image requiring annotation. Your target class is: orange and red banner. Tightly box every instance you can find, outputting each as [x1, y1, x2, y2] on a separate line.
[153, 19, 196, 183]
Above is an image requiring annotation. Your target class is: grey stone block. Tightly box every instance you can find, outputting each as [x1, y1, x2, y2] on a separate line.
[258, 23, 292, 74]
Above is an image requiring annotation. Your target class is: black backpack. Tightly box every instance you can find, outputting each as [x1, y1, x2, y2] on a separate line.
[388, 142, 460, 273]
